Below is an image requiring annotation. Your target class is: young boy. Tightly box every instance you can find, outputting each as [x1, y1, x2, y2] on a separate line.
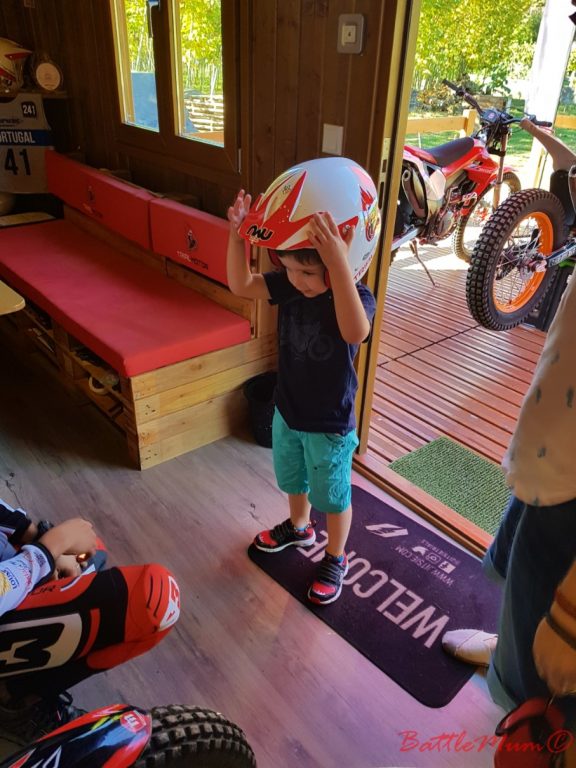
[227, 158, 380, 605]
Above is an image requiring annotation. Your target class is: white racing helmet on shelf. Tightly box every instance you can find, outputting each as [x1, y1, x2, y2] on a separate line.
[238, 156, 381, 282]
[0, 37, 31, 95]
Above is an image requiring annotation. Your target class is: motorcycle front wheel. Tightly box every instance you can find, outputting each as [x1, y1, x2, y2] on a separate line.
[453, 171, 521, 262]
[135, 706, 257, 768]
[466, 189, 566, 331]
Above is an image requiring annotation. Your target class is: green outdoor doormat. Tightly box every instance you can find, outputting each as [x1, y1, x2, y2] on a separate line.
[389, 437, 510, 535]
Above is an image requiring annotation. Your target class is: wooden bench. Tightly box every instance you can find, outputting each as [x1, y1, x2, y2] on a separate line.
[0, 151, 275, 468]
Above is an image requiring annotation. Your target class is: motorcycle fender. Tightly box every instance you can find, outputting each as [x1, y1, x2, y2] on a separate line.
[465, 165, 496, 191]
[0, 705, 152, 768]
[465, 163, 517, 200]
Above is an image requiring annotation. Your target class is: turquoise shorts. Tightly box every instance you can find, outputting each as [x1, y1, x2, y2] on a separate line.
[272, 409, 358, 513]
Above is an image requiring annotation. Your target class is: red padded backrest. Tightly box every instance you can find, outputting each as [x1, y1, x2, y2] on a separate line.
[45, 150, 153, 250]
[149, 197, 246, 286]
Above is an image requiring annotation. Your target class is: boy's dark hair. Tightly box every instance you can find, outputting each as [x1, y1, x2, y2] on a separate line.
[271, 248, 322, 266]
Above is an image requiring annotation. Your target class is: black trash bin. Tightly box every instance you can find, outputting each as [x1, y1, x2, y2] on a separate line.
[243, 372, 277, 448]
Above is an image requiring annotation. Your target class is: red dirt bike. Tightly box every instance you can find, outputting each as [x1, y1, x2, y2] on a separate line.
[393, 79, 525, 276]
[0, 704, 257, 767]
[466, 169, 576, 331]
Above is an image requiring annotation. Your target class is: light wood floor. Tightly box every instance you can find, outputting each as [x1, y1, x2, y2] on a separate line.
[0, 340, 504, 768]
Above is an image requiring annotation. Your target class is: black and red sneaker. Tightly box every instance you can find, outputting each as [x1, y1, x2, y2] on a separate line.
[308, 552, 349, 605]
[254, 519, 316, 553]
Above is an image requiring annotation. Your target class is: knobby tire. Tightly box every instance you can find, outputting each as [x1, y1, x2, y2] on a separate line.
[135, 706, 257, 768]
[466, 189, 566, 331]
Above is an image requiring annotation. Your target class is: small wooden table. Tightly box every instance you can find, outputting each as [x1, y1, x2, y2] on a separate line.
[0, 280, 24, 315]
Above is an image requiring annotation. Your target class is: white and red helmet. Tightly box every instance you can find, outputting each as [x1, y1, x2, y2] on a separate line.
[238, 157, 381, 282]
[0, 38, 31, 95]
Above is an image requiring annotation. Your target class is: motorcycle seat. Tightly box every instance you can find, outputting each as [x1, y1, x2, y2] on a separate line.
[408, 137, 475, 168]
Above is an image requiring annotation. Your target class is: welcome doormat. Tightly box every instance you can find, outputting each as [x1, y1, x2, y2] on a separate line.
[248, 485, 502, 708]
[389, 437, 511, 536]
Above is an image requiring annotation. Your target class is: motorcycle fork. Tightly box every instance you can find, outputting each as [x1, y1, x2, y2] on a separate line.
[491, 133, 509, 209]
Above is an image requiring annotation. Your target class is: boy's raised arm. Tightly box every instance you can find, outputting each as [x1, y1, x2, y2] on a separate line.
[308, 212, 371, 344]
[227, 191, 271, 300]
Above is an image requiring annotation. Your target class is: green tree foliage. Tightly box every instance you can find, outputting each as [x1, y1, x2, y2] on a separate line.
[178, 0, 223, 92]
[124, 0, 222, 93]
[413, 0, 545, 99]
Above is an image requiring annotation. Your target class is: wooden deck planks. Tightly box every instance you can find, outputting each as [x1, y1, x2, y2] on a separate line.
[364, 244, 546, 473]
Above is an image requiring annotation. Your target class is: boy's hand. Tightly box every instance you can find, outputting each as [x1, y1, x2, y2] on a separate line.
[38, 518, 97, 560]
[307, 212, 354, 273]
[227, 190, 252, 240]
[52, 554, 84, 580]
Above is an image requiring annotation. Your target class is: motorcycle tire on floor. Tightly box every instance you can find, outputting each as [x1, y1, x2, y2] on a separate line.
[466, 189, 566, 331]
[135, 706, 257, 768]
[453, 171, 521, 263]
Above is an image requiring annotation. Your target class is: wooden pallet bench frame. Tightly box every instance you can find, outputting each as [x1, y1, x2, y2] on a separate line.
[0, 152, 276, 469]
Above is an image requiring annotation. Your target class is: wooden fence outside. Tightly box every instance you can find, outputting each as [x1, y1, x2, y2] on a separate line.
[405, 108, 477, 138]
[404, 110, 576, 187]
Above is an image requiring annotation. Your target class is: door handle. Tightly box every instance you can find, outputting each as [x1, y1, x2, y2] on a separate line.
[146, 0, 161, 38]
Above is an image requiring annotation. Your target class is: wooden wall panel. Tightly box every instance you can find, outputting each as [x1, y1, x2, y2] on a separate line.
[78, 1, 120, 168]
[345, 0, 386, 168]
[296, 3, 326, 162]
[0, 0, 120, 167]
[249, 0, 278, 193]
[317, 6, 349, 132]
[273, 0, 301, 174]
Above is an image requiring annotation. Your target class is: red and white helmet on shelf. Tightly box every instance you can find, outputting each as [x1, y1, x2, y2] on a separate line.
[238, 157, 381, 282]
[0, 38, 31, 95]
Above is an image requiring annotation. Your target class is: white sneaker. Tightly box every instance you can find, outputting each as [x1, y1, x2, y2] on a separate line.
[442, 629, 498, 668]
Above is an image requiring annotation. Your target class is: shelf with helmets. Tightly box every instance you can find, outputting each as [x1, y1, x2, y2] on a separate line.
[0, 37, 66, 99]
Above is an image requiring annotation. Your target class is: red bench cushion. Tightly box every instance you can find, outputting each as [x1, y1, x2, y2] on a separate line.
[150, 197, 247, 286]
[45, 151, 153, 250]
[0, 220, 251, 377]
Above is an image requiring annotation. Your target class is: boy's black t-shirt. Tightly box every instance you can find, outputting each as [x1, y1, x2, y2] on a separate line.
[263, 270, 376, 435]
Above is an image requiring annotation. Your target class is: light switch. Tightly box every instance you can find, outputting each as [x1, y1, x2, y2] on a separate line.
[337, 14, 364, 54]
[342, 24, 357, 45]
[322, 124, 344, 156]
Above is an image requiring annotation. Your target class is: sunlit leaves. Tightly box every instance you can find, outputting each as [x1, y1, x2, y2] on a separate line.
[413, 0, 546, 93]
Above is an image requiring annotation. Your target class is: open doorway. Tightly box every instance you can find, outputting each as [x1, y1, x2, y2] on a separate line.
[355, 0, 576, 554]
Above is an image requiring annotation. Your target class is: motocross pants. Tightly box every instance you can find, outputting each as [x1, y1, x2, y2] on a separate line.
[0, 563, 180, 700]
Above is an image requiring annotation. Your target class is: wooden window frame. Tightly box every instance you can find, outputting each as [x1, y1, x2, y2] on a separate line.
[109, 0, 241, 184]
